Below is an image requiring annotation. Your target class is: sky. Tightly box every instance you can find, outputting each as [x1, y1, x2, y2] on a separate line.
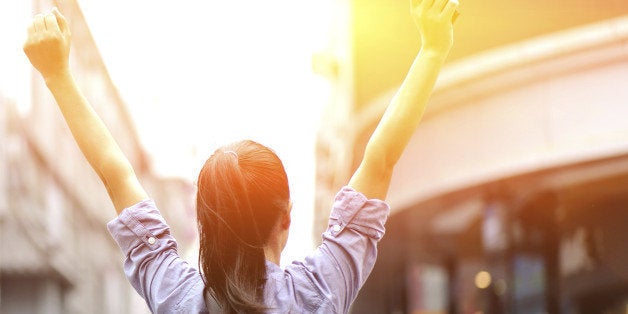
[0, 0, 335, 275]
[77, 0, 335, 266]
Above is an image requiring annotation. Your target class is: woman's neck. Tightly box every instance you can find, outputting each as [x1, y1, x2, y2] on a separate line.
[264, 246, 281, 266]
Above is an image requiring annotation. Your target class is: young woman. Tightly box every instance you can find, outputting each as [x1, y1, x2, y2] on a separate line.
[23, 0, 458, 312]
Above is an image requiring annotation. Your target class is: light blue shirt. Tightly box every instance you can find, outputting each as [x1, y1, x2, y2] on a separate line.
[107, 186, 390, 313]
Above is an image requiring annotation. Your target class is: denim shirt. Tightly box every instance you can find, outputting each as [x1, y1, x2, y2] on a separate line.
[107, 186, 390, 313]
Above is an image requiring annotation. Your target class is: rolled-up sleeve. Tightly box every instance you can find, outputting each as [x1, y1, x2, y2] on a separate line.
[107, 200, 206, 314]
[285, 186, 390, 313]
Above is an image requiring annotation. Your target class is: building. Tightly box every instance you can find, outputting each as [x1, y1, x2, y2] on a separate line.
[315, 1, 628, 313]
[0, 1, 196, 313]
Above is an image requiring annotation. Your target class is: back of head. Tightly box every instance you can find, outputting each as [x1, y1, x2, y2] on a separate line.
[196, 140, 290, 313]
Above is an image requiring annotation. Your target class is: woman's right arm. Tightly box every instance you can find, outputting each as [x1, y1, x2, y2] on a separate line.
[348, 0, 458, 200]
[286, 2, 459, 312]
[23, 8, 147, 214]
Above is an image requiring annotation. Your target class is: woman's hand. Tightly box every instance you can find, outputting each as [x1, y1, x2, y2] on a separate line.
[412, 0, 459, 54]
[23, 7, 72, 81]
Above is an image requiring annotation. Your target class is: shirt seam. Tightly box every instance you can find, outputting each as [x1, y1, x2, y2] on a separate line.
[173, 268, 204, 312]
[296, 266, 326, 312]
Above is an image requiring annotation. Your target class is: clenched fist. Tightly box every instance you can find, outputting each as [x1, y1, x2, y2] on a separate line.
[23, 7, 72, 80]
[411, 0, 459, 54]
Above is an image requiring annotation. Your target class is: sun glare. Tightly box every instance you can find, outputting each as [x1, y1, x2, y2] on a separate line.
[79, 0, 334, 266]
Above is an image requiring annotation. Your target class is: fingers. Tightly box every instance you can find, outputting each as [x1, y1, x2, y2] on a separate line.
[33, 14, 45, 32]
[52, 7, 70, 35]
[422, 0, 436, 9]
[30, 8, 66, 34]
[441, 0, 459, 21]
[414, 0, 435, 10]
[27, 23, 36, 37]
[452, 9, 460, 23]
[44, 13, 60, 33]
[433, 0, 449, 11]
[416, 0, 458, 16]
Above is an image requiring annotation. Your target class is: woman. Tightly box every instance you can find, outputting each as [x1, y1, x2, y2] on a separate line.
[23, 0, 458, 312]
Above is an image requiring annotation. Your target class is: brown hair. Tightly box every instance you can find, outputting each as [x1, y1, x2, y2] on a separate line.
[196, 140, 290, 313]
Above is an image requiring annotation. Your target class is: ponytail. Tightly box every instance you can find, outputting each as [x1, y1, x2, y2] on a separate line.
[196, 140, 290, 313]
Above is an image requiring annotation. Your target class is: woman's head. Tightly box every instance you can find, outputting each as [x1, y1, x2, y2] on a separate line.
[196, 140, 290, 313]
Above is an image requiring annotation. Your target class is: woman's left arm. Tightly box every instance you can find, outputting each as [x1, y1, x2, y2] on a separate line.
[23, 8, 147, 214]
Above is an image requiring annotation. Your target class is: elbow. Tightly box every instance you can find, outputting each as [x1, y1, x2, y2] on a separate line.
[362, 147, 398, 177]
[349, 145, 399, 200]
[359, 157, 395, 185]
[97, 157, 136, 191]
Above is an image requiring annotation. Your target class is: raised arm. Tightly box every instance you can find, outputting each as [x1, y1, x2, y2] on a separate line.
[348, 0, 458, 200]
[23, 8, 147, 214]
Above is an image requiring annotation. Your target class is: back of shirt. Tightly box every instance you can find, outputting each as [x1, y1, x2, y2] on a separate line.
[107, 187, 389, 313]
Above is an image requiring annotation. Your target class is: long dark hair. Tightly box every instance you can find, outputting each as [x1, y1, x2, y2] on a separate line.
[196, 140, 290, 313]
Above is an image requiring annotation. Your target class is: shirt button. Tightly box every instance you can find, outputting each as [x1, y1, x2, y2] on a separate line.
[332, 225, 341, 233]
[148, 237, 156, 245]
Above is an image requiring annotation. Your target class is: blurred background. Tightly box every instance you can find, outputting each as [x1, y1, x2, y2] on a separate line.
[2, 0, 628, 313]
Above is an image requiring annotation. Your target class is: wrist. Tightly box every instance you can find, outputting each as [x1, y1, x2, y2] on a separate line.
[43, 68, 73, 86]
[418, 48, 450, 62]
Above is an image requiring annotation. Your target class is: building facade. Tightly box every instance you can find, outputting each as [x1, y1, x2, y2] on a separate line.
[0, 1, 196, 313]
[315, 1, 628, 313]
